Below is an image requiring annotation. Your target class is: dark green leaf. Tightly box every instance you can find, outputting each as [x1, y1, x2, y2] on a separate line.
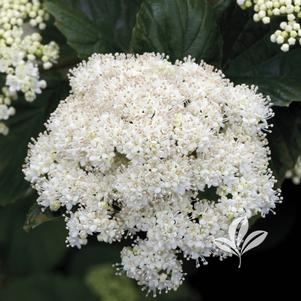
[268, 104, 301, 184]
[216, 0, 271, 65]
[43, 22, 79, 70]
[221, 12, 301, 107]
[225, 19, 270, 61]
[68, 244, 121, 276]
[0, 74, 69, 206]
[45, 1, 102, 58]
[210, 0, 233, 19]
[130, 0, 222, 64]
[0, 195, 67, 276]
[46, 0, 142, 58]
[0, 274, 97, 301]
[23, 203, 61, 232]
[85, 264, 140, 301]
[7, 214, 67, 276]
[197, 186, 219, 202]
[225, 34, 301, 106]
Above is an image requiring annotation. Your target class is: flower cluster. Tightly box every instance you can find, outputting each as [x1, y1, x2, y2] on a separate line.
[23, 53, 280, 294]
[285, 157, 301, 184]
[0, 0, 59, 135]
[237, 0, 301, 52]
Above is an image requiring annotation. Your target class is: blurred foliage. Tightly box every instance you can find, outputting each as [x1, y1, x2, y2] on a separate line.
[0, 275, 97, 301]
[268, 104, 301, 183]
[0, 195, 67, 277]
[85, 264, 140, 301]
[85, 264, 200, 301]
[68, 244, 121, 276]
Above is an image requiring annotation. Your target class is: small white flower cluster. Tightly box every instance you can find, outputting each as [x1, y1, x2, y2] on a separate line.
[237, 0, 301, 52]
[0, 0, 59, 135]
[23, 53, 280, 295]
[285, 157, 301, 184]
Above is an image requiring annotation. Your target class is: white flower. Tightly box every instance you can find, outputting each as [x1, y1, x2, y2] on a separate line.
[0, 0, 59, 135]
[237, 0, 301, 51]
[23, 53, 281, 294]
[120, 240, 185, 295]
[281, 43, 290, 51]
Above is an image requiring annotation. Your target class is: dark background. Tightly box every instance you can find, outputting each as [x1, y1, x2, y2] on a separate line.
[189, 180, 299, 300]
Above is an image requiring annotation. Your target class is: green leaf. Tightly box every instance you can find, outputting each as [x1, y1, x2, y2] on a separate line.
[268, 104, 301, 184]
[0, 195, 67, 276]
[0, 74, 69, 207]
[23, 202, 61, 232]
[68, 244, 121, 276]
[45, 1, 102, 58]
[85, 264, 140, 301]
[220, 10, 268, 64]
[210, 0, 233, 19]
[197, 186, 219, 202]
[219, 5, 301, 107]
[7, 214, 67, 276]
[43, 22, 79, 70]
[45, 0, 142, 58]
[224, 24, 301, 106]
[130, 0, 222, 64]
[0, 274, 97, 301]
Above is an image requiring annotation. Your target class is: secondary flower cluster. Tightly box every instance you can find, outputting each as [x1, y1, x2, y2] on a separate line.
[237, 0, 301, 52]
[23, 53, 280, 295]
[0, 0, 59, 135]
[285, 156, 301, 184]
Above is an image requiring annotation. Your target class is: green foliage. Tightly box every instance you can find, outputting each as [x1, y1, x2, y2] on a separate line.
[131, 0, 222, 64]
[85, 264, 139, 301]
[0, 198, 67, 276]
[268, 104, 301, 183]
[45, 0, 142, 58]
[0, 274, 97, 301]
[225, 36, 301, 107]
[0, 74, 69, 207]
[23, 202, 61, 232]
[68, 244, 121, 276]
[218, 4, 301, 107]
[84, 263, 201, 301]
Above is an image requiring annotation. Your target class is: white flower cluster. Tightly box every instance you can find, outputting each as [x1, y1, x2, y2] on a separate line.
[285, 157, 301, 184]
[0, 0, 59, 135]
[23, 53, 280, 295]
[237, 0, 301, 52]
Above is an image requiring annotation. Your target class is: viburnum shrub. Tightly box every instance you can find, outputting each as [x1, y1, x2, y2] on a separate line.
[23, 53, 281, 295]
